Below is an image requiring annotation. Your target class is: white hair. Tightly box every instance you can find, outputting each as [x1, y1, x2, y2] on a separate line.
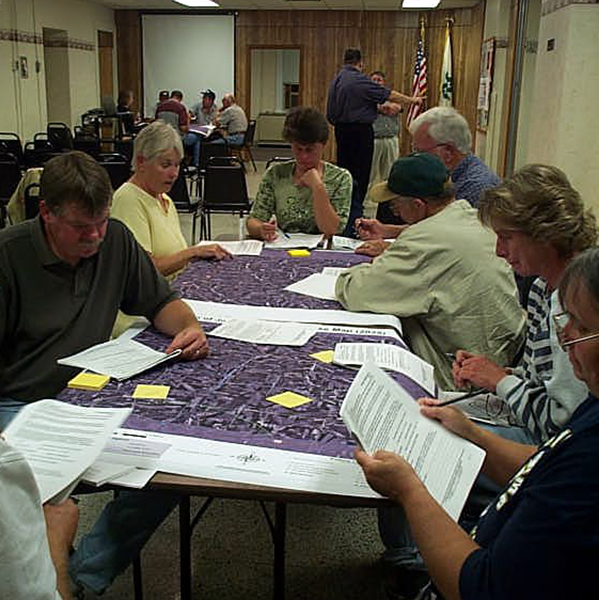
[409, 107, 472, 154]
[132, 121, 183, 171]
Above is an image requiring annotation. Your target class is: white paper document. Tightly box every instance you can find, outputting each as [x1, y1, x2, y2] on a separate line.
[438, 391, 513, 427]
[208, 319, 318, 346]
[264, 232, 324, 250]
[284, 273, 339, 301]
[109, 467, 156, 488]
[188, 123, 216, 137]
[111, 428, 378, 500]
[185, 299, 403, 335]
[340, 364, 486, 520]
[82, 461, 136, 487]
[321, 267, 349, 277]
[334, 343, 436, 395]
[331, 236, 363, 251]
[57, 339, 182, 380]
[4, 400, 132, 503]
[196, 239, 263, 256]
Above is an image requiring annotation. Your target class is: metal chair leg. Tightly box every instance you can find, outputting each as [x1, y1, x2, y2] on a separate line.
[179, 497, 192, 600]
[132, 555, 144, 600]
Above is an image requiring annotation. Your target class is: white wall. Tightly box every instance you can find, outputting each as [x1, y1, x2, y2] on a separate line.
[526, 4, 599, 214]
[0, 0, 116, 142]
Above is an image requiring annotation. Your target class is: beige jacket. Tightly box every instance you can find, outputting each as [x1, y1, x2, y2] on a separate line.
[335, 200, 526, 390]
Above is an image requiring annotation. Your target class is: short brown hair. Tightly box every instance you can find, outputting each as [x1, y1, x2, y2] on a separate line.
[478, 164, 597, 258]
[282, 107, 329, 145]
[40, 151, 112, 217]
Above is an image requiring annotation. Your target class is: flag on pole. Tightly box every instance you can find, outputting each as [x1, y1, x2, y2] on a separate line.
[439, 19, 453, 107]
[406, 20, 428, 128]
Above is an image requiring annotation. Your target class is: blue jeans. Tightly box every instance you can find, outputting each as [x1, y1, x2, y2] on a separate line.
[183, 132, 202, 166]
[211, 132, 244, 147]
[0, 398, 27, 429]
[378, 423, 535, 570]
[0, 398, 180, 594]
[70, 490, 180, 594]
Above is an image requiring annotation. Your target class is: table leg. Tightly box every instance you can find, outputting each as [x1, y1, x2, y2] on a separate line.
[180, 497, 192, 600]
[273, 502, 287, 600]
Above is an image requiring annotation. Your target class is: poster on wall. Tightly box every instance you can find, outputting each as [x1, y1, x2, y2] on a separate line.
[476, 38, 495, 132]
[19, 56, 29, 79]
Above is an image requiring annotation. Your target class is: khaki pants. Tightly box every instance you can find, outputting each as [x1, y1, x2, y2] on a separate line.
[363, 136, 399, 218]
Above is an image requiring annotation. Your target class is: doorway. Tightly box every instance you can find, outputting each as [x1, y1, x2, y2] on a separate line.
[250, 48, 300, 144]
[42, 28, 71, 125]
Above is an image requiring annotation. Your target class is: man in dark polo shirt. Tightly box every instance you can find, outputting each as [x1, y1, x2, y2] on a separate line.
[326, 48, 422, 213]
[0, 151, 208, 595]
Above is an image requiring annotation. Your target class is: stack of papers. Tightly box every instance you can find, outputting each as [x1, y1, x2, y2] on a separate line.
[4, 400, 132, 502]
[196, 239, 263, 256]
[265, 233, 324, 250]
[208, 319, 318, 346]
[57, 339, 181, 381]
[334, 343, 436, 395]
[340, 364, 485, 520]
[188, 124, 216, 137]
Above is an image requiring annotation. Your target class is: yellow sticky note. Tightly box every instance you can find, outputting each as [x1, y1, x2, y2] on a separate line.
[287, 249, 310, 257]
[266, 391, 313, 409]
[68, 372, 110, 391]
[133, 384, 170, 400]
[310, 350, 335, 364]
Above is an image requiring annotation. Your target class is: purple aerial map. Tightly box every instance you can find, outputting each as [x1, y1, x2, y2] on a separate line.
[59, 250, 425, 460]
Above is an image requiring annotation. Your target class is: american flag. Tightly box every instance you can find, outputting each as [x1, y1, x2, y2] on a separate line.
[406, 36, 428, 128]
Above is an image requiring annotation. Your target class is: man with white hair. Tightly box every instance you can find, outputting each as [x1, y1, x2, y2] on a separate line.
[214, 93, 248, 146]
[355, 107, 500, 250]
[410, 106, 500, 207]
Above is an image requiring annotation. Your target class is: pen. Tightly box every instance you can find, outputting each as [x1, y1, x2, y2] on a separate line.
[282, 231, 291, 239]
[436, 388, 485, 407]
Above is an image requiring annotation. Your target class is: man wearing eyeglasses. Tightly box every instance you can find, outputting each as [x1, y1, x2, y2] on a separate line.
[0, 151, 208, 596]
[409, 106, 500, 208]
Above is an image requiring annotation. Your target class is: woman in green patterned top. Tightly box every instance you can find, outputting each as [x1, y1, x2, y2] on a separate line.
[246, 107, 352, 241]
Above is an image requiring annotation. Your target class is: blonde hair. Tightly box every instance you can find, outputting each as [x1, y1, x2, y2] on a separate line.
[478, 164, 597, 258]
[132, 121, 183, 171]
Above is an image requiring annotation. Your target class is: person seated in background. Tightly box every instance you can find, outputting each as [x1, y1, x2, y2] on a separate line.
[410, 106, 500, 208]
[213, 93, 248, 146]
[357, 247, 599, 600]
[155, 90, 201, 167]
[155, 89, 170, 112]
[190, 89, 218, 126]
[111, 121, 231, 335]
[0, 151, 208, 595]
[116, 89, 140, 136]
[1, 436, 79, 600]
[111, 120, 230, 280]
[335, 152, 525, 391]
[356, 107, 501, 256]
[246, 107, 352, 241]
[453, 165, 596, 443]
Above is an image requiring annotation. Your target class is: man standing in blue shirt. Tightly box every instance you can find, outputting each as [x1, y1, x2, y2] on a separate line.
[326, 48, 422, 214]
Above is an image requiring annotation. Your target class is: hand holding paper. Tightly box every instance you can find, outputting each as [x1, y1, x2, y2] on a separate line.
[340, 364, 485, 519]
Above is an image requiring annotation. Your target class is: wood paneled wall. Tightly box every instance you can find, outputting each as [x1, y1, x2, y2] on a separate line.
[115, 11, 142, 114]
[116, 5, 485, 158]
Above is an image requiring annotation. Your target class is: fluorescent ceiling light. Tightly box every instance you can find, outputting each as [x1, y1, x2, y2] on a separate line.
[402, 0, 441, 8]
[172, 0, 220, 7]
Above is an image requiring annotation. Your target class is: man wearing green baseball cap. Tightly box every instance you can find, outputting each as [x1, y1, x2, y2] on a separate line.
[335, 152, 525, 390]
